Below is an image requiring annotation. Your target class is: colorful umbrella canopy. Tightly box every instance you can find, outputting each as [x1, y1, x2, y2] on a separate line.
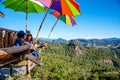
[51, 11, 76, 26]
[34, 0, 81, 42]
[37, 0, 81, 16]
[2, 0, 46, 32]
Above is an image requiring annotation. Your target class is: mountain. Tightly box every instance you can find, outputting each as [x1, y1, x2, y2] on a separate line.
[38, 38, 54, 42]
[39, 37, 120, 42]
[38, 37, 120, 48]
[39, 38, 67, 42]
[51, 38, 67, 43]
[102, 37, 120, 40]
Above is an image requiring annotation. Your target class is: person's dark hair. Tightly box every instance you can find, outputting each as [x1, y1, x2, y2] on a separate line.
[17, 30, 25, 38]
[26, 34, 33, 41]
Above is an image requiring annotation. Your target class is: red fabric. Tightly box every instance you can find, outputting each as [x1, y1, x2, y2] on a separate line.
[69, 0, 80, 12]
[52, 11, 61, 18]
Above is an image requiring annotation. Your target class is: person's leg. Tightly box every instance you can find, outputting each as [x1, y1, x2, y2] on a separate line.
[25, 53, 42, 65]
[31, 50, 39, 58]
[25, 53, 37, 63]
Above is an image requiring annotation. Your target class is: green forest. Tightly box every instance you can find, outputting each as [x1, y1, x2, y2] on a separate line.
[5, 39, 120, 80]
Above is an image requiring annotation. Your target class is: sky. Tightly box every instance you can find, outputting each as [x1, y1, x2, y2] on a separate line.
[0, 0, 120, 40]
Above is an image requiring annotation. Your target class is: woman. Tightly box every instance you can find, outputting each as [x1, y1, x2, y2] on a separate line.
[24, 34, 33, 45]
[24, 34, 39, 58]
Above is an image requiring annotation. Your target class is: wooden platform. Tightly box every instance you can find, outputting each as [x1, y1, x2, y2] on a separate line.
[0, 45, 31, 67]
[0, 28, 36, 78]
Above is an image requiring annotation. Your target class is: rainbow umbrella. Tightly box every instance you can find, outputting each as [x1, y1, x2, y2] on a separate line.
[37, 0, 80, 16]
[51, 11, 76, 26]
[35, 0, 81, 41]
[47, 11, 77, 41]
[2, 0, 46, 32]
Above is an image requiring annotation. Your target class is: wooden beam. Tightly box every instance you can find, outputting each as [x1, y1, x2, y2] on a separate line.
[0, 28, 18, 33]
[0, 54, 12, 61]
[0, 57, 19, 68]
[0, 48, 8, 56]
[0, 46, 31, 55]
[0, 29, 3, 48]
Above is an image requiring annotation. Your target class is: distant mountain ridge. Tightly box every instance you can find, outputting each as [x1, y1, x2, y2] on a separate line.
[102, 37, 120, 40]
[39, 37, 120, 48]
[39, 37, 120, 42]
[39, 38, 67, 42]
[75, 38, 120, 48]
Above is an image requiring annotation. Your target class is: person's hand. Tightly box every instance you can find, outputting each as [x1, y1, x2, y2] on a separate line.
[42, 42, 47, 47]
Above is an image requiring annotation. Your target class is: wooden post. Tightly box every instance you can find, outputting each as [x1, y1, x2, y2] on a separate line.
[0, 29, 3, 48]
[10, 64, 13, 76]
[26, 48, 31, 78]
[20, 55, 22, 61]
[8, 32, 13, 47]
[13, 32, 17, 45]
[4, 31, 9, 47]
[26, 59, 31, 78]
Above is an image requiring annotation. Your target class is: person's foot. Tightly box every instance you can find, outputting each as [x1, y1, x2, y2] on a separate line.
[39, 61, 44, 66]
[36, 58, 40, 63]
[38, 42, 47, 49]
[36, 58, 44, 66]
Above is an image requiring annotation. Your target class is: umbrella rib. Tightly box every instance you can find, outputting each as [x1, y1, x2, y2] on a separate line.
[15, 1, 25, 12]
[31, 2, 45, 13]
[31, 3, 38, 13]
[39, 6, 46, 12]
[3, 0, 19, 11]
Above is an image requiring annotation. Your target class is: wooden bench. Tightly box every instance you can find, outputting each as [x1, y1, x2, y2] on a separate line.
[0, 28, 35, 78]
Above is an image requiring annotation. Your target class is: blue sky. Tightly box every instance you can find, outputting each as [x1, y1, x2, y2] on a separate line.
[0, 0, 120, 40]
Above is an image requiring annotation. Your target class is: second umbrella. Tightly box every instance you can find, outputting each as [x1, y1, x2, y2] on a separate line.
[46, 10, 77, 42]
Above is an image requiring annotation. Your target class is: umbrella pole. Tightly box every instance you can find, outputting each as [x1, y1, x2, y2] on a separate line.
[25, 0, 28, 33]
[26, 13, 28, 32]
[32, 9, 50, 49]
[46, 18, 59, 42]
[35, 8, 49, 42]
[34, 0, 54, 43]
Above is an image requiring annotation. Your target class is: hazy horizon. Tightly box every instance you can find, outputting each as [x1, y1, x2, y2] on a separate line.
[39, 37, 120, 40]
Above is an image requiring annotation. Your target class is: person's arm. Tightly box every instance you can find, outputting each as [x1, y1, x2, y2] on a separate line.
[21, 43, 25, 46]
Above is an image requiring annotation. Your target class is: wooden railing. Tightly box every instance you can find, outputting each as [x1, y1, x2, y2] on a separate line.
[0, 28, 33, 78]
[0, 28, 18, 48]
